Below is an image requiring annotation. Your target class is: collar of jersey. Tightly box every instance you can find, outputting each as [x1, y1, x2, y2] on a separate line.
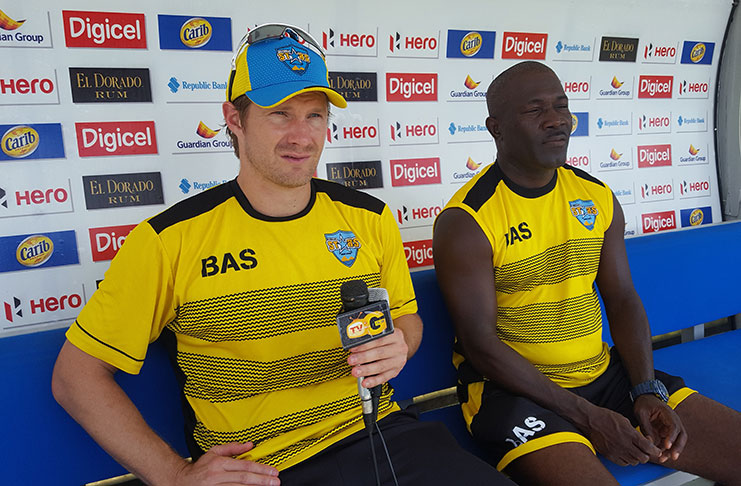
[494, 162, 558, 199]
[230, 178, 317, 221]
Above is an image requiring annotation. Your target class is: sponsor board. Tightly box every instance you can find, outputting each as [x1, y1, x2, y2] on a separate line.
[599, 36, 638, 62]
[394, 198, 445, 229]
[612, 181, 635, 205]
[676, 76, 710, 99]
[0, 70, 59, 105]
[158, 15, 231, 51]
[329, 72, 377, 102]
[636, 111, 671, 134]
[552, 37, 594, 62]
[595, 74, 633, 99]
[641, 41, 678, 64]
[388, 117, 438, 145]
[326, 160, 383, 189]
[2, 284, 86, 331]
[316, 26, 378, 57]
[69, 67, 151, 103]
[0, 9, 52, 48]
[172, 120, 232, 154]
[571, 112, 589, 137]
[678, 176, 711, 199]
[594, 113, 632, 136]
[637, 143, 672, 168]
[0, 123, 65, 161]
[62, 10, 146, 49]
[562, 77, 591, 100]
[449, 156, 486, 183]
[642, 210, 676, 233]
[596, 144, 633, 171]
[501, 31, 547, 60]
[0, 230, 79, 273]
[387, 29, 439, 58]
[639, 177, 674, 202]
[177, 178, 229, 195]
[680, 41, 714, 65]
[445, 118, 490, 143]
[0, 178, 73, 217]
[680, 206, 712, 227]
[326, 116, 380, 148]
[75, 120, 157, 157]
[82, 172, 164, 209]
[404, 239, 434, 268]
[89, 224, 136, 262]
[390, 157, 441, 187]
[386, 72, 437, 101]
[164, 74, 228, 103]
[677, 143, 709, 165]
[565, 149, 592, 172]
[445, 30, 496, 59]
[638, 75, 673, 99]
[675, 111, 707, 133]
[447, 73, 488, 102]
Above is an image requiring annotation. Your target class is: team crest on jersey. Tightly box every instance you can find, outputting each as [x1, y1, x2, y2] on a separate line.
[325, 230, 361, 267]
[568, 199, 599, 230]
[276, 45, 311, 74]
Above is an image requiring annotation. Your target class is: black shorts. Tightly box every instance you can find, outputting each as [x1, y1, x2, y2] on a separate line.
[279, 409, 516, 486]
[466, 350, 696, 471]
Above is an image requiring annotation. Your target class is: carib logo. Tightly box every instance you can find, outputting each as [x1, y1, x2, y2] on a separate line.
[180, 18, 212, 48]
[2, 125, 39, 158]
[16, 235, 53, 267]
[196, 121, 220, 139]
[460, 32, 483, 57]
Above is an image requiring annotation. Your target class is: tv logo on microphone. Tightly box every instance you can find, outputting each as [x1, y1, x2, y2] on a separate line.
[346, 311, 388, 339]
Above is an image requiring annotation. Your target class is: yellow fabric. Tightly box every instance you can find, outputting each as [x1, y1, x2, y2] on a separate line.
[68, 179, 415, 470]
[496, 431, 596, 471]
[445, 162, 614, 389]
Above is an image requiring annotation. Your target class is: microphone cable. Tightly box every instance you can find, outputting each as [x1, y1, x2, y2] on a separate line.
[364, 385, 399, 486]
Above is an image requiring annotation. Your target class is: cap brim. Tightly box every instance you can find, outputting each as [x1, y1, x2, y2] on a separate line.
[245, 82, 347, 109]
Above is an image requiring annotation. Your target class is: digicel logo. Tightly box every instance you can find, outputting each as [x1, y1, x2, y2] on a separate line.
[501, 32, 547, 60]
[63, 11, 146, 49]
[386, 73, 437, 101]
[638, 75, 673, 99]
[637, 144, 672, 168]
[89, 224, 136, 262]
[390, 157, 441, 186]
[642, 210, 676, 233]
[404, 239, 434, 268]
[76, 121, 157, 157]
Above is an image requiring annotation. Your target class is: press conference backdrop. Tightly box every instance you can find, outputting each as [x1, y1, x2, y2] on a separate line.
[0, 0, 732, 338]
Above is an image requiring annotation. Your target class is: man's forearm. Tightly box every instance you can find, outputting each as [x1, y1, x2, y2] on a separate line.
[605, 290, 655, 387]
[393, 313, 423, 358]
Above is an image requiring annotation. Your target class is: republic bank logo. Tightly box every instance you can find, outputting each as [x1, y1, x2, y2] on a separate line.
[168, 77, 180, 92]
[3, 296, 22, 322]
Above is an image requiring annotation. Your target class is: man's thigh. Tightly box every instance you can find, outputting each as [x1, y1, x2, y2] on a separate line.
[279, 410, 514, 486]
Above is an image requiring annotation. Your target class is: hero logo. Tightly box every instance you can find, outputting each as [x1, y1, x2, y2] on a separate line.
[62, 11, 146, 49]
[396, 201, 444, 226]
[3, 293, 83, 324]
[321, 28, 376, 55]
[326, 122, 378, 145]
[642, 210, 676, 233]
[638, 75, 673, 99]
[76, 121, 157, 157]
[390, 157, 441, 187]
[643, 43, 677, 62]
[89, 224, 136, 262]
[389, 31, 438, 53]
[637, 114, 671, 131]
[563, 80, 590, 99]
[640, 181, 673, 201]
[403, 239, 434, 268]
[501, 32, 547, 60]
[637, 144, 672, 168]
[678, 79, 709, 98]
[0, 77, 54, 95]
[389, 121, 438, 144]
[679, 178, 711, 198]
[566, 153, 591, 172]
[14, 187, 69, 207]
[386, 73, 437, 101]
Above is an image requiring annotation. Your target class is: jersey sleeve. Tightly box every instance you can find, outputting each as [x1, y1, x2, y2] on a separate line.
[376, 205, 418, 319]
[66, 221, 176, 375]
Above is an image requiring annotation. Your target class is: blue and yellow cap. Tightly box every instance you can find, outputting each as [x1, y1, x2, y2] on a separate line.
[228, 33, 347, 108]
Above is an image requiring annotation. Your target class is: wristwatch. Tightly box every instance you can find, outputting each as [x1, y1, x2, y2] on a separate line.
[629, 379, 669, 403]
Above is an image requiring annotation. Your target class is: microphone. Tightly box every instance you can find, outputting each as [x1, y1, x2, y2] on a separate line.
[338, 280, 395, 429]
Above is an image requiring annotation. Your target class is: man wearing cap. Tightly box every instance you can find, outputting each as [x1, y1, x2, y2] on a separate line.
[52, 24, 512, 486]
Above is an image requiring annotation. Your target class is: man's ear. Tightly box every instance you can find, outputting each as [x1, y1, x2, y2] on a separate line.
[222, 101, 243, 133]
[486, 116, 501, 140]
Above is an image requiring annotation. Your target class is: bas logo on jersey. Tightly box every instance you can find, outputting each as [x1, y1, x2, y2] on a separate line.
[569, 199, 599, 230]
[504, 222, 532, 246]
[325, 230, 361, 267]
[201, 249, 258, 277]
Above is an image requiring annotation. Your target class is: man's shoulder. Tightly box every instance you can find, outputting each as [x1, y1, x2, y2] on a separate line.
[559, 164, 607, 189]
[313, 178, 386, 216]
[147, 180, 235, 234]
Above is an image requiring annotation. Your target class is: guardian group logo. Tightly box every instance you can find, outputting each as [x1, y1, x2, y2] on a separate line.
[680, 41, 714, 65]
[0, 8, 52, 47]
[173, 121, 232, 154]
[446, 30, 496, 59]
[596, 75, 633, 99]
[447, 74, 487, 101]
[158, 15, 231, 51]
[678, 143, 708, 165]
[1, 123, 65, 161]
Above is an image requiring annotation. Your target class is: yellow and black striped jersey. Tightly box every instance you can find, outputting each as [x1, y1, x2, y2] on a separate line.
[67, 178, 417, 470]
[443, 162, 614, 388]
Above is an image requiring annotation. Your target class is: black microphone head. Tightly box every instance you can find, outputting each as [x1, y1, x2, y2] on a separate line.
[340, 280, 369, 311]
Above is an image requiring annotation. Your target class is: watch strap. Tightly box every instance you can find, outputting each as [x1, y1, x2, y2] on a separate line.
[630, 379, 669, 403]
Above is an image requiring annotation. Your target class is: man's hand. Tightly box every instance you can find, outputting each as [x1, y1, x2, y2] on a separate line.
[173, 442, 280, 486]
[348, 327, 408, 388]
[583, 405, 663, 466]
[634, 395, 687, 463]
